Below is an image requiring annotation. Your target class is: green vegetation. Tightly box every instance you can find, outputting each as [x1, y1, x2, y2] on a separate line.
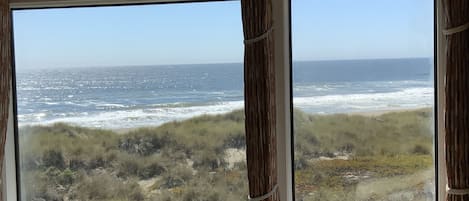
[19, 109, 434, 201]
[294, 109, 434, 201]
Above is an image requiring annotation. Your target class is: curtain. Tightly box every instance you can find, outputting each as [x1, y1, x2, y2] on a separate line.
[443, 0, 469, 200]
[241, 0, 279, 201]
[0, 0, 11, 199]
[0, 1, 282, 200]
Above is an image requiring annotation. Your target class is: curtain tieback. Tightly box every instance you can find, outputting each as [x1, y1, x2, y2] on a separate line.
[448, 188, 469, 195]
[443, 22, 469, 35]
[248, 184, 278, 201]
[244, 26, 274, 45]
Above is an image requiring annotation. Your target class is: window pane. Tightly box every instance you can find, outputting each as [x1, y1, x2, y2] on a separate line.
[14, 2, 247, 201]
[292, 1, 435, 201]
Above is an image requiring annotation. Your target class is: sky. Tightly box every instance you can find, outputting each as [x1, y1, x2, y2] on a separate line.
[13, 0, 433, 69]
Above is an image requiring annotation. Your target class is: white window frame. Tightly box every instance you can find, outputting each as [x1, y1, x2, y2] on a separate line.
[3, 0, 442, 201]
[4, 83, 18, 201]
[436, 0, 447, 200]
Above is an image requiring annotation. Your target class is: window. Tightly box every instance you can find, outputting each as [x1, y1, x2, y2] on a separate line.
[13, 2, 249, 201]
[5, 0, 439, 201]
[292, 1, 435, 201]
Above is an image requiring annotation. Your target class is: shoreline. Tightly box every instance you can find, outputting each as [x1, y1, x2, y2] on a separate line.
[20, 107, 432, 133]
[345, 107, 431, 117]
[112, 107, 430, 132]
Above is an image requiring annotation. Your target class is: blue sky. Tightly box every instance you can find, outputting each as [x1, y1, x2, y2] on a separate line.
[13, 0, 433, 69]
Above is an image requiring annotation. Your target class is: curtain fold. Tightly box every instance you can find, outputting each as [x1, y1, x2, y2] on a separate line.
[443, 0, 469, 200]
[0, 0, 11, 199]
[240, 0, 279, 201]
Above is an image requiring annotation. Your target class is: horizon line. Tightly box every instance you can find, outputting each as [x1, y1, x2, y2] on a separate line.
[17, 56, 433, 70]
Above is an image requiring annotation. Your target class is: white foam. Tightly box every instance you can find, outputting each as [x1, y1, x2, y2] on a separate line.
[19, 87, 434, 129]
[95, 103, 128, 109]
[293, 87, 433, 113]
[23, 101, 245, 129]
[44, 102, 60, 105]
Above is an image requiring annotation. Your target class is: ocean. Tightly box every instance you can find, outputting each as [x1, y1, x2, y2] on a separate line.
[16, 58, 434, 129]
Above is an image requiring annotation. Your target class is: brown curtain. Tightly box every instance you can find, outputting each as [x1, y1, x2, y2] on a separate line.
[0, 0, 11, 199]
[443, 0, 469, 200]
[241, 0, 279, 201]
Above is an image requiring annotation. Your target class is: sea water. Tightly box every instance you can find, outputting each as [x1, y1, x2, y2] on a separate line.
[16, 58, 433, 129]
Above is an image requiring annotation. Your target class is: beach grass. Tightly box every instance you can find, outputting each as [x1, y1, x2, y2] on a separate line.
[18, 108, 434, 201]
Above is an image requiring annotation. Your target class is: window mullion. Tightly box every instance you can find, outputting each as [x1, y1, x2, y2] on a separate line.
[273, 0, 293, 200]
[436, 0, 447, 200]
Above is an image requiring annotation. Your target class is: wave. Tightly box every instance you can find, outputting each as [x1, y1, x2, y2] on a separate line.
[18, 87, 433, 129]
[95, 103, 129, 109]
[294, 87, 433, 113]
[19, 101, 245, 129]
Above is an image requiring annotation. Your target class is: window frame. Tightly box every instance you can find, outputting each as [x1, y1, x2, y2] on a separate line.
[436, 0, 447, 200]
[6, 1, 294, 200]
[289, 1, 441, 200]
[3, 0, 442, 201]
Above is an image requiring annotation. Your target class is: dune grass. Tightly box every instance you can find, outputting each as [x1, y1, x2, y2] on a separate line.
[18, 108, 434, 201]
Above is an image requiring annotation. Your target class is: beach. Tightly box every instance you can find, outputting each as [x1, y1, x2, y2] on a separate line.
[17, 108, 434, 201]
[14, 59, 435, 201]
[16, 59, 433, 130]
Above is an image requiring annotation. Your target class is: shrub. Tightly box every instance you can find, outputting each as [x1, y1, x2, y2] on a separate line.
[294, 153, 309, 170]
[192, 151, 225, 170]
[58, 168, 75, 186]
[140, 161, 166, 179]
[74, 172, 144, 201]
[180, 187, 222, 201]
[115, 153, 143, 178]
[159, 165, 193, 189]
[19, 108, 434, 201]
[42, 150, 65, 169]
[411, 144, 431, 155]
[224, 132, 246, 149]
[69, 159, 86, 170]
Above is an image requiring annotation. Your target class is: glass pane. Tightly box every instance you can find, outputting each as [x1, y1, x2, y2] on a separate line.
[292, 1, 435, 201]
[14, 2, 248, 201]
